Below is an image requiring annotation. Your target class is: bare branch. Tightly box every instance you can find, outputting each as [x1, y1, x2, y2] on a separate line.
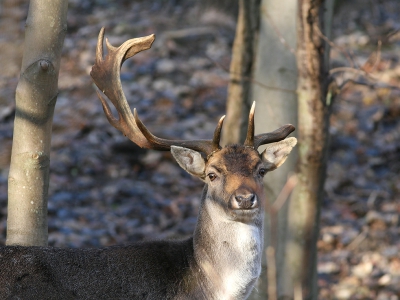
[315, 25, 355, 68]
[271, 174, 298, 213]
[266, 246, 277, 300]
[205, 54, 296, 94]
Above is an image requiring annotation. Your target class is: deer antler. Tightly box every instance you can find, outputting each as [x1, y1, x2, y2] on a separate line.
[90, 28, 295, 157]
[90, 28, 222, 156]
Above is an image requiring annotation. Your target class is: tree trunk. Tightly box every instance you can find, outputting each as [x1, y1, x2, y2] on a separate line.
[287, 0, 333, 299]
[221, 0, 260, 146]
[6, 0, 68, 246]
[249, 0, 298, 299]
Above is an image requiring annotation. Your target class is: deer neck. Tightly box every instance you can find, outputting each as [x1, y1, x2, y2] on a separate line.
[192, 186, 264, 299]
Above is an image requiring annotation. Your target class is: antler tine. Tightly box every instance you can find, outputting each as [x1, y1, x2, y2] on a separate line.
[90, 27, 156, 148]
[212, 115, 225, 150]
[241, 101, 295, 149]
[95, 27, 105, 64]
[254, 124, 295, 149]
[244, 102, 255, 147]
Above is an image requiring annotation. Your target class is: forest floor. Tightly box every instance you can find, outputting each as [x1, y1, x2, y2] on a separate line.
[0, 0, 399, 299]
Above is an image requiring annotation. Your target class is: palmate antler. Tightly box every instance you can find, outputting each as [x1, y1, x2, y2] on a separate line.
[90, 28, 294, 158]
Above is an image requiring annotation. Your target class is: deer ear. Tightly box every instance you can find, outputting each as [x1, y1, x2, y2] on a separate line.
[171, 146, 206, 179]
[261, 137, 297, 171]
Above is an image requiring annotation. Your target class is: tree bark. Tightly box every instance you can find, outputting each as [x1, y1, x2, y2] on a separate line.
[6, 0, 68, 246]
[249, 0, 298, 299]
[287, 0, 333, 299]
[221, 0, 260, 146]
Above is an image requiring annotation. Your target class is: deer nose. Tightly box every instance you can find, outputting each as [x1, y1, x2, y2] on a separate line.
[233, 193, 257, 210]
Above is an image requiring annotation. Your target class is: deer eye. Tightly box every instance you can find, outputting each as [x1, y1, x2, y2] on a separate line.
[258, 168, 267, 177]
[208, 173, 217, 181]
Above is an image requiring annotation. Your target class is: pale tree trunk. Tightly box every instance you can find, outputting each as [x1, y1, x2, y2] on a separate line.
[287, 0, 334, 299]
[6, 0, 68, 246]
[221, 0, 260, 146]
[249, 0, 298, 299]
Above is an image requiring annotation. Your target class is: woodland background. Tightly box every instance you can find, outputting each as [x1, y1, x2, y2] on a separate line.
[0, 0, 399, 299]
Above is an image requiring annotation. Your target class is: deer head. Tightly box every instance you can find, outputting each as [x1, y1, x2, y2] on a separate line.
[170, 103, 296, 222]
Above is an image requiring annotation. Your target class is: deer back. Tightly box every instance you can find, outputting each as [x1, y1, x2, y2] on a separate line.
[0, 239, 208, 299]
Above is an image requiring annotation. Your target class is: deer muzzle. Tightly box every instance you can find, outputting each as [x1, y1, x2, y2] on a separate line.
[230, 189, 257, 210]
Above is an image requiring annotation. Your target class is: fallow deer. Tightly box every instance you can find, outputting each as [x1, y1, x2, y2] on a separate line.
[0, 28, 297, 300]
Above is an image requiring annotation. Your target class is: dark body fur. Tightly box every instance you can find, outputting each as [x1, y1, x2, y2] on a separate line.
[0, 239, 204, 300]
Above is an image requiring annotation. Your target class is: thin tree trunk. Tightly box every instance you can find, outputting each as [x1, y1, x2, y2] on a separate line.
[287, 0, 333, 299]
[250, 0, 298, 299]
[221, 0, 260, 146]
[6, 0, 68, 246]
